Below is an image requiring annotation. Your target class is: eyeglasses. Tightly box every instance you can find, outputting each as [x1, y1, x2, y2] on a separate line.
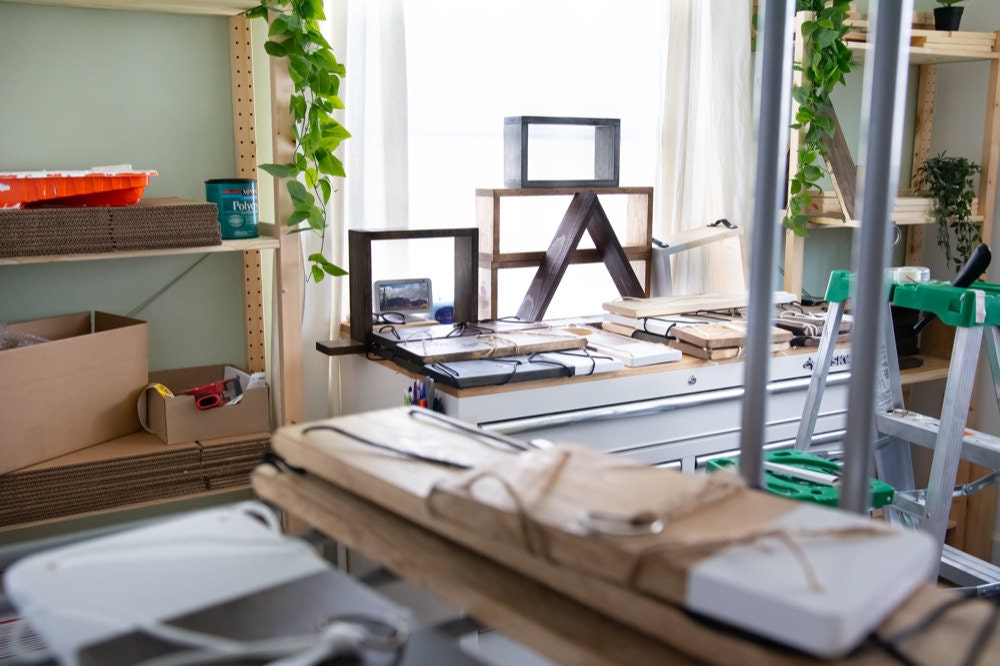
[373, 311, 406, 325]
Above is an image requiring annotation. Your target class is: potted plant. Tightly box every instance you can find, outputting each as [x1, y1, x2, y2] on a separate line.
[933, 0, 966, 31]
[916, 153, 981, 272]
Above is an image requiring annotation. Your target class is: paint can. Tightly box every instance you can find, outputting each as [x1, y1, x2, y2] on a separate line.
[205, 178, 258, 239]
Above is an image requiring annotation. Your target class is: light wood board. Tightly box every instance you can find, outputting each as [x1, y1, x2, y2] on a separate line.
[389, 330, 587, 364]
[256, 411, 1000, 665]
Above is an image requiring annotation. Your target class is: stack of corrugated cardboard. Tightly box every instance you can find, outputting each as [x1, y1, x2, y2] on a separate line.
[0, 431, 269, 527]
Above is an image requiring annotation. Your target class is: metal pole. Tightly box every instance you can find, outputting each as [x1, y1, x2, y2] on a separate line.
[740, 0, 796, 488]
[840, 0, 913, 513]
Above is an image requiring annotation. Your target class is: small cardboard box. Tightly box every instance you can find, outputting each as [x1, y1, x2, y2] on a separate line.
[0, 311, 148, 474]
[144, 365, 269, 445]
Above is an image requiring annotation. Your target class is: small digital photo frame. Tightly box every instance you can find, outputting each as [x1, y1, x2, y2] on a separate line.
[373, 278, 433, 319]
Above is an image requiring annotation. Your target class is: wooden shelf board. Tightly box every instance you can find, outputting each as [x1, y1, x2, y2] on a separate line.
[848, 41, 1000, 65]
[476, 186, 653, 198]
[4, 0, 256, 15]
[807, 215, 984, 230]
[480, 246, 650, 269]
[900, 354, 951, 385]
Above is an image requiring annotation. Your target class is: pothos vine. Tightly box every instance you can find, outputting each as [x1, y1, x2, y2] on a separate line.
[248, 0, 349, 282]
[785, 0, 856, 236]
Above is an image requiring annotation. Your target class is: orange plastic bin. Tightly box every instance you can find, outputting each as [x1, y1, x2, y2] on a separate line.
[0, 169, 157, 208]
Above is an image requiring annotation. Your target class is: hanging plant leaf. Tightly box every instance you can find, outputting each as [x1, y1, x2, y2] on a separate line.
[784, 0, 857, 237]
[252, 0, 349, 281]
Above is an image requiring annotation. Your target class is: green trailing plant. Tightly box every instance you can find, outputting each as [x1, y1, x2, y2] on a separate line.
[248, 0, 349, 282]
[917, 153, 981, 273]
[784, 0, 856, 236]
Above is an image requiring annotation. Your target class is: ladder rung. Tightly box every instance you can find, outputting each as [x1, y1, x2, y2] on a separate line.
[876, 410, 1000, 470]
[940, 544, 1000, 587]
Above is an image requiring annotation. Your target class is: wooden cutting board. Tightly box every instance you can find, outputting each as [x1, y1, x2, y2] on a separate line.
[671, 323, 793, 349]
[387, 329, 587, 364]
[603, 291, 798, 319]
[669, 339, 791, 360]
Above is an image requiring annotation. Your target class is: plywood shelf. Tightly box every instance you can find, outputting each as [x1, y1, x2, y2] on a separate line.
[784, 14, 1000, 297]
[5, 0, 256, 16]
[900, 353, 952, 385]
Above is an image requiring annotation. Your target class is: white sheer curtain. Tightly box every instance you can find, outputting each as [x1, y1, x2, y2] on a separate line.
[293, 0, 752, 419]
[296, 0, 409, 421]
[658, 0, 753, 295]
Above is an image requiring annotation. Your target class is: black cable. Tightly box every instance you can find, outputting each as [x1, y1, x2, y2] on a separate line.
[962, 603, 1000, 666]
[301, 424, 471, 470]
[493, 358, 522, 385]
[874, 592, 1000, 666]
[261, 451, 307, 475]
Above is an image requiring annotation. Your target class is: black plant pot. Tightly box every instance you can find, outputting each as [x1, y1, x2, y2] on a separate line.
[934, 6, 964, 31]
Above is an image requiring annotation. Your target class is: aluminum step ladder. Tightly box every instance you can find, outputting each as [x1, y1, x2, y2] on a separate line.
[794, 271, 1000, 585]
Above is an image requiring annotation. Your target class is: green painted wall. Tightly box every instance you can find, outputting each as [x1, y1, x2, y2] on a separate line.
[0, 2, 247, 371]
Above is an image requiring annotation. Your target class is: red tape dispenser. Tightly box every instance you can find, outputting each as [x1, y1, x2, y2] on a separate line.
[182, 376, 243, 410]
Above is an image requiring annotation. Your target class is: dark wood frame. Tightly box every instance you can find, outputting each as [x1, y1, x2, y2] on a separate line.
[504, 116, 621, 188]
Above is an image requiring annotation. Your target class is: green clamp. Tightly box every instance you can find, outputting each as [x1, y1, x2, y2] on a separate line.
[706, 449, 895, 509]
[891, 280, 1000, 328]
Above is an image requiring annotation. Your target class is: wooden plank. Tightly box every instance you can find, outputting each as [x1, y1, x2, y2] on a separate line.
[603, 291, 753, 318]
[585, 198, 646, 300]
[476, 190, 497, 257]
[252, 467, 699, 666]
[453, 232, 478, 325]
[907, 63, 932, 270]
[946, 460, 971, 552]
[848, 42, 1000, 65]
[784, 13, 807, 296]
[481, 246, 650, 270]
[387, 329, 587, 365]
[669, 339, 789, 360]
[655, 225, 741, 253]
[516, 193, 596, 321]
[476, 186, 654, 198]
[979, 35, 1000, 247]
[515, 193, 643, 322]
[270, 42, 305, 426]
[6, 0, 256, 15]
[820, 106, 857, 220]
[230, 15, 266, 374]
[672, 323, 792, 350]
[256, 411, 1000, 666]
[964, 462, 999, 561]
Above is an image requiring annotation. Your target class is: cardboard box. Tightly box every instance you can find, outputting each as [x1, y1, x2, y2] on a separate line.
[144, 365, 269, 445]
[0, 312, 148, 474]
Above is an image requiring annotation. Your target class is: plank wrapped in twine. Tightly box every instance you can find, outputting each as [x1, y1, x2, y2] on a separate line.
[268, 407, 940, 659]
[425, 444, 890, 597]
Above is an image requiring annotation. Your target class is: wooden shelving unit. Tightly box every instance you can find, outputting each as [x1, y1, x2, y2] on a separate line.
[0, 0, 305, 530]
[782, 15, 1000, 297]
[2, 0, 302, 418]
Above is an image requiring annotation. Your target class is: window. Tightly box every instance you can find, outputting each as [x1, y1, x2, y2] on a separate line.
[404, 0, 666, 318]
